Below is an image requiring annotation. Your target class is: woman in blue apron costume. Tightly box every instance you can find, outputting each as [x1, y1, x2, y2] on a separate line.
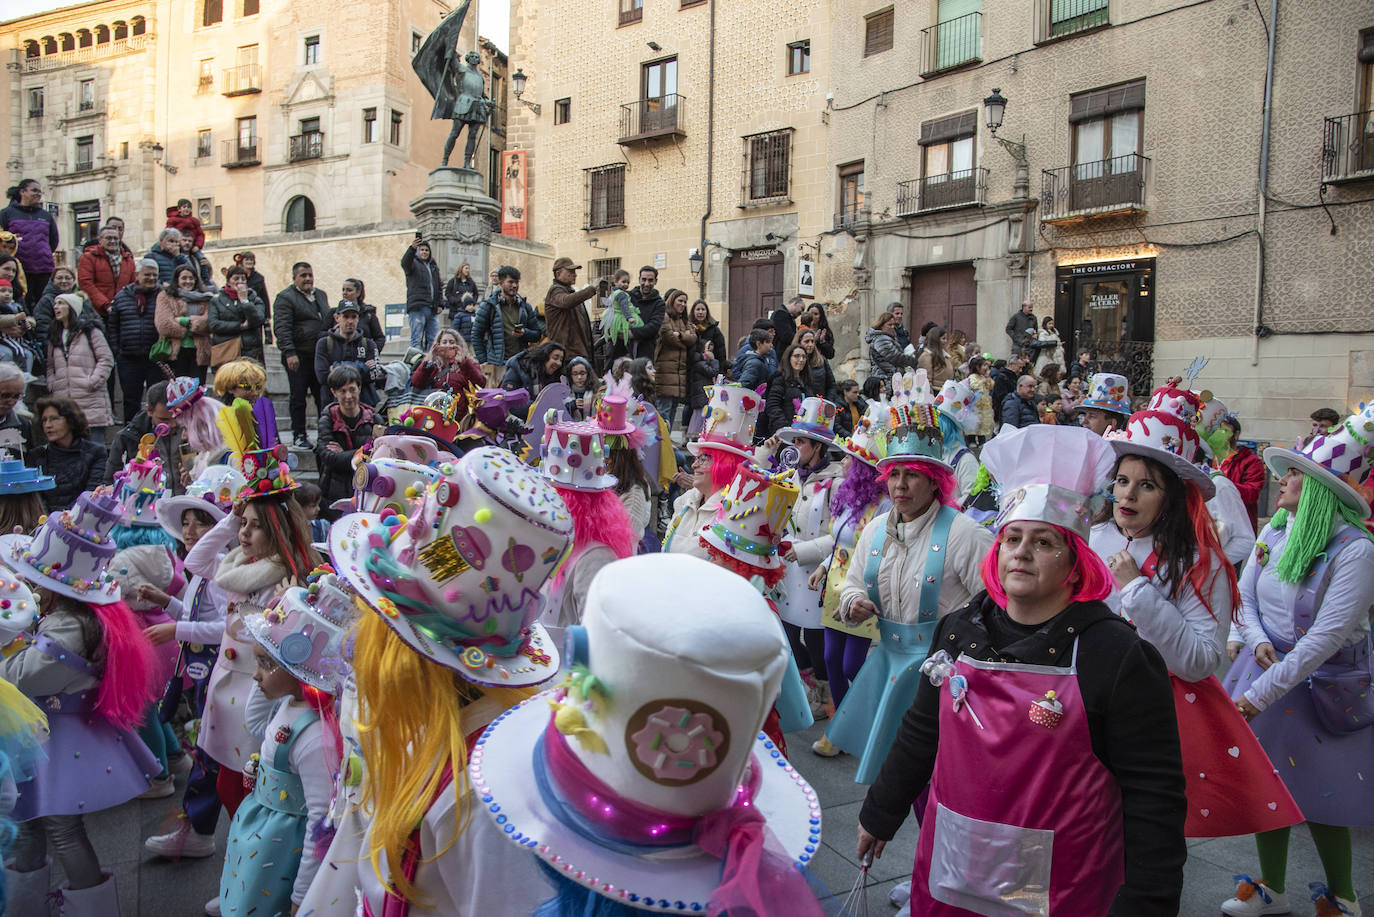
[824, 371, 991, 782]
[1219, 403, 1374, 917]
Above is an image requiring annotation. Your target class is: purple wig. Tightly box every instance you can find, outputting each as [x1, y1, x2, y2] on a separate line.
[832, 458, 886, 523]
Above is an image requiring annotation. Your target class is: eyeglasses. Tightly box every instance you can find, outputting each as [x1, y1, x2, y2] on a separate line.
[0, 391, 22, 402]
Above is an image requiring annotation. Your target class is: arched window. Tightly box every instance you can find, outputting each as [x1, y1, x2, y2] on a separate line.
[42, 36, 57, 54]
[131, 17, 146, 36]
[59, 33, 75, 51]
[284, 196, 316, 232]
[77, 29, 92, 48]
[95, 25, 110, 44]
[113, 21, 127, 39]
[24, 40, 40, 58]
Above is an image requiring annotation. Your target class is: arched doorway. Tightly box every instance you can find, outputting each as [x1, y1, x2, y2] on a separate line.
[284, 195, 315, 232]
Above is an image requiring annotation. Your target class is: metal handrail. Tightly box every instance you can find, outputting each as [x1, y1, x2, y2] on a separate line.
[921, 11, 981, 76]
[1321, 109, 1374, 183]
[1041, 153, 1150, 219]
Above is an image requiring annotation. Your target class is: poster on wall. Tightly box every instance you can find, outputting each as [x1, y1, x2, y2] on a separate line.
[501, 149, 527, 239]
[798, 258, 815, 297]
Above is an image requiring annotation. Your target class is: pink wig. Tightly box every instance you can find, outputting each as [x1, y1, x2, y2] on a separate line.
[88, 600, 159, 731]
[876, 459, 959, 510]
[182, 395, 227, 455]
[707, 450, 746, 494]
[980, 526, 1113, 608]
[553, 488, 638, 593]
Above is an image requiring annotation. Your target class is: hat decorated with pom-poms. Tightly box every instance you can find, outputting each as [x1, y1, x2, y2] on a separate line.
[698, 462, 800, 587]
[215, 394, 298, 501]
[688, 379, 762, 459]
[112, 433, 168, 526]
[1264, 401, 1374, 520]
[777, 396, 838, 447]
[242, 568, 360, 693]
[541, 417, 617, 493]
[331, 446, 573, 686]
[838, 398, 890, 467]
[389, 390, 466, 454]
[0, 565, 42, 638]
[935, 379, 981, 435]
[237, 444, 299, 499]
[0, 489, 124, 603]
[166, 376, 206, 417]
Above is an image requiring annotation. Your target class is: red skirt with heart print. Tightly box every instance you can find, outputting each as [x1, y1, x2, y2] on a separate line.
[1173, 674, 1304, 837]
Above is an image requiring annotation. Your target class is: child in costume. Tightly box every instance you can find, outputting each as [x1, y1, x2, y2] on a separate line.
[211, 358, 267, 405]
[475, 553, 826, 917]
[811, 399, 892, 757]
[662, 380, 759, 558]
[1221, 403, 1374, 917]
[167, 375, 228, 479]
[218, 575, 353, 917]
[313, 446, 572, 914]
[1091, 388, 1300, 841]
[0, 491, 159, 916]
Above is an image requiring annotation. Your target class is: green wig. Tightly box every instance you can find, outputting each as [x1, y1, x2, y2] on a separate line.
[1269, 474, 1373, 584]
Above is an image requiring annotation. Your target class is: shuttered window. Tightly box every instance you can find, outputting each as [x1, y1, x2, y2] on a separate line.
[865, 7, 895, 56]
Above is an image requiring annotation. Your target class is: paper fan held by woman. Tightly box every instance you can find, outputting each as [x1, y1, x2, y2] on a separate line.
[1219, 402, 1374, 917]
[0, 489, 159, 915]
[1092, 387, 1301, 841]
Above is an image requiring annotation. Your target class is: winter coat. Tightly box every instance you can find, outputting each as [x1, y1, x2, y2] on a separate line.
[967, 374, 996, 438]
[501, 352, 557, 410]
[356, 303, 386, 351]
[687, 349, 720, 413]
[245, 270, 270, 317]
[1000, 392, 1040, 429]
[46, 322, 114, 427]
[835, 396, 869, 440]
[401, 247, 443, 314]
[315, 402, 377, 506]
[762, 372, 808, 438]
[866, 327, 919, 379]
[769, 306, 798, 353]
[693, 320, 727, 366]
[164, 207, 206, 250]
[445, 275, 479, 313]
[0, 200, 59, 274]
[916, 350, 953, 389]
[410, 356, 484, 398]
[1219, 445, 1265, 534]
[471, 289, 541, 366]
[1005, 310, 1038, 351]
[733, 349, 772, 391]
[543, 280, 597, 365]
[271, 284, 331, 361]
[802, 358, 838, 403]
[208, 288, 267, 363]
[155, 288, 213, 366]
[106, 412, 184, 492]
[76, 243, 135, 315]
[31, 282, 105, 344]
[652, 310, 698, 400]
[452, 307, 474, 343]
[990, 367, 1019, 425]
[617, 287, 665, 361]
[144, 245, 194, 286]
[315, 330, 385, 404]
[106, 282, 162, 359]
[32, 436, 106, 512]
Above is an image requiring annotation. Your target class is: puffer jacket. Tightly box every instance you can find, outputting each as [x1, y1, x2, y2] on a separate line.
[208, 287, 267, 363]
[762, 372, 808, 438]
[31, 282, 105, 343]
[401, 247, 443, 314]
[314, 330, 385, 405]
[866, 327, 919, 379]
[76, 242, 136, 315]
[164, 206, 206, 249]
[144, 245, 194, 286]
[315, 402, 377, 506]
[32, 436, 107, 512]
[803, 359, 838, 403]
[106, 282, 161, 359]
[271, 284, 331, 361]
[46, 322, 115, 427]
[155, 288, 213, 366]
[471, 290, 541, 366]
[687, 348, 720, 413]
[652, 310, 698, 400]
[0, 200, 58, 273]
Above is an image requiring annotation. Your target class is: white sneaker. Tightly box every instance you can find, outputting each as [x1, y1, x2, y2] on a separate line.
[1221, 876, 1290, 916]
[204, 896, 221, 917]
[139, 775, 176, 799]
[145, 823, 217, 859]
[889, 879, 911, 908]
[168, 754, 193, 778]
[1310, 882, 1361, 916]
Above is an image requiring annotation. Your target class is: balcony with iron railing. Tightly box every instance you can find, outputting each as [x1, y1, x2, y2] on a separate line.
[221, 64, 262, 96]
[618, 94, 686, 144]
[921, 12, 981, 77]
[221, 138, 260, 168]
[1041, 153, 1150, 222]
[1322, 110, 1374, 184]
[1034, 0, 1110, 43]
[288, 131, 324, 162]
[834, 205, 866, 231]
[897, 166, 989, 215]
[196, 74, 214, 95]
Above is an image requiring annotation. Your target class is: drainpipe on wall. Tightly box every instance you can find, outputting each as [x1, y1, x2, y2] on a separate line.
[1252, 0, 1278, 367]
[697, 0, 716, 302]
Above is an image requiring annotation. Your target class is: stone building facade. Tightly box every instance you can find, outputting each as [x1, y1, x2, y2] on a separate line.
[507, 0, 841, 347]
[1, 0, 528, 322]
[824, 0, 1374, 443]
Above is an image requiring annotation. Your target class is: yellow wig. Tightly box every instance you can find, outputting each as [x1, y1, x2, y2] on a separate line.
[211, 357, 268, 400]
[353, 612, 533, 904]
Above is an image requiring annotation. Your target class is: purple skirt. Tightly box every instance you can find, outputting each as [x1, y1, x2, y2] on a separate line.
[1223, 653, 1374, 827]
[13, 690, 158, 821]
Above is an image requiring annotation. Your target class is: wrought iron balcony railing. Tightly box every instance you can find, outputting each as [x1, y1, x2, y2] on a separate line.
[288, 131, 324, 162]
[896, 166, 989, 215]
[619, 94, 685, 144]
[1041, 153, 1150, 221]
[222, 65, 261, 96]
[1034, 0, 1110, 43]
[1322, 110, 1374, 184]
[921, 11, 981, 77]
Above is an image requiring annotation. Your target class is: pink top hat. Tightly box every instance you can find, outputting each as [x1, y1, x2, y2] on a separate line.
[541, 420, 618, 492]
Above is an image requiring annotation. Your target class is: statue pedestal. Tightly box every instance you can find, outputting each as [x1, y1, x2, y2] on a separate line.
[410, 166, 502, 299]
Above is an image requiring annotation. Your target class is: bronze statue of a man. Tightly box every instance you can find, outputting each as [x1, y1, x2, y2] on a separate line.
[412, 0, 493, 169]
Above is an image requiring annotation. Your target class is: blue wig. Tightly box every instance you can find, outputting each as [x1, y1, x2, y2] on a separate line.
[937, 411, 966, 452]
[112, 525, 178, 550]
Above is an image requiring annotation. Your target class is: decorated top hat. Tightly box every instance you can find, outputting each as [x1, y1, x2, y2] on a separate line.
[350, 457, 446, 517]
[981, 425, 1116, 540]
[934, 379, 981, 435]
[777, 396, 838, 447]
[370, 433, 456, 466]
[838, 398, 890, 467]
[0, 490, 124, 603]
[1195, 392, 1229, 436]
[687, 380, 762, 459]
[0, 565, 41, 639]
[156, 464, 246, 536]
[1264, 402, 1374, 520]
[592, 391, 637, 438]
[330, 446, 573, 686]
[237, 443, 301, 500]
[698, 462, 799, 585]
[0, 459, 54, 495]
[1075, 372, 1132, 417]
[242, 569, 360, 693]
[112, 435, 168, 527]
[166, 376, 206, 417]
[1107, 386, 1216, 499]
[389, 402, 465, 455]
[472, 553, 820, 913]
[470, 386, 531, 431]
[878, 370, 950, 472]
[541, 419, 617, 492]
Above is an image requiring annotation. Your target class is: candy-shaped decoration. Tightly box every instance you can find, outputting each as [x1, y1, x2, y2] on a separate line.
[1029, 689, 1064, 729]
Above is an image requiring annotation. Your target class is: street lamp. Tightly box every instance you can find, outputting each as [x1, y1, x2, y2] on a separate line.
[150, 142, 178, 175]
[688, 248, 704, 280]
[983, 88, 1027, 198]
[510, 68, 541, 116]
